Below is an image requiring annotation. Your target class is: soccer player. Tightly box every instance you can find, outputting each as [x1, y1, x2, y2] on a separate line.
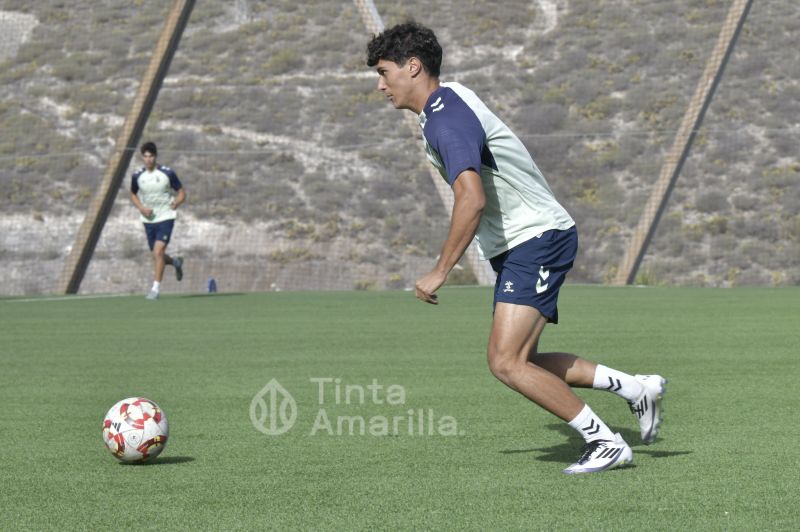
[130, 141, 185, 300]
[367, 23, 666, 474]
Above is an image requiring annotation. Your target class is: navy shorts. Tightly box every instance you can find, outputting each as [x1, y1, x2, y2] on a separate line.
[489, 226, 578, 323]
[143, 219, 175, 251]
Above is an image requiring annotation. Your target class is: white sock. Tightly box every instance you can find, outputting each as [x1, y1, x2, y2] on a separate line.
[568, 404, 616, 443]
[593, 364, 644, 402]
[151, 281, 161, 292]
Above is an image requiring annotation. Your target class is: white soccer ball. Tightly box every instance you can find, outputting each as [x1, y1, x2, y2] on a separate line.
[102, 397, 169, 462]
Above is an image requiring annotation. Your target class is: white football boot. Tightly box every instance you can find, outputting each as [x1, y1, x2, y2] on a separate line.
[629, 374, 667, 445]
[563, 433, 633, 474]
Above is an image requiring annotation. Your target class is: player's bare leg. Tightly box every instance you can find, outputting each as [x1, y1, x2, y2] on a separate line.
[152, 240, 168, 283]
[527, 333, 666, 445]
[146, 241, 169, 300]
[487, 303, 584, 421]
[527, 349, 597, 388]
[487, 302, 632, 473]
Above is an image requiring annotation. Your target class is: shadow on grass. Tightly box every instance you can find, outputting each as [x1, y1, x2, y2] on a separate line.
[500, 423, 692, 462]
[180, 293, 247, 299]
[118, 456, 195, 466]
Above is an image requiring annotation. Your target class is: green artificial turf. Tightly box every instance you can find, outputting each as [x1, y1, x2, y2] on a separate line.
[1, 286, 798, 530]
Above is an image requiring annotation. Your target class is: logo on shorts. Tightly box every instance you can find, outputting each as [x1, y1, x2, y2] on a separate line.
[503, 281, 514, 293]
[536, 266, 550, 294]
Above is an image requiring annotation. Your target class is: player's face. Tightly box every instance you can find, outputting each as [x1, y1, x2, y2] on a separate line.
[142, 151, 156, 171]
[375, 59, 413, 111]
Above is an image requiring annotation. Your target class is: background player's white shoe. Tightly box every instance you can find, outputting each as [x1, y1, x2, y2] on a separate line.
[563, 433, 633, 474]
[145, 289, 159, 300]
[629, 374, 667, 444]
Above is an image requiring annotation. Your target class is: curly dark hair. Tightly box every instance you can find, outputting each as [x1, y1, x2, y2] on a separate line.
[140, 141, 157, 156]
[366, 22, 442, 78]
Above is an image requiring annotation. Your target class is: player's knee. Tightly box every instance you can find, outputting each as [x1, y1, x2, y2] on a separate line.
[487, 348, 517, 384]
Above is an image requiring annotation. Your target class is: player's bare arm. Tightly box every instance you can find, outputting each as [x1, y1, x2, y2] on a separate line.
[170, 187, 186, 210]
[415, 169, 485, 304]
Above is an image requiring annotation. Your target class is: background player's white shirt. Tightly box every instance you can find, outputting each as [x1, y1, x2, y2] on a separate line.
[131, 165, 182, 224]
[419, 81, 574, 259]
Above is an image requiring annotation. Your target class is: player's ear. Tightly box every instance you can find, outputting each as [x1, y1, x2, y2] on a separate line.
[408, 57, 423, 77]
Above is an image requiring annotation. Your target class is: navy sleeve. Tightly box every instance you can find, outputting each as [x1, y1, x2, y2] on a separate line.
[130, 171, 140, 194]
[423, 88, 494, 186]
[161, 166, 183, 190]
[424, 122, 485, 186]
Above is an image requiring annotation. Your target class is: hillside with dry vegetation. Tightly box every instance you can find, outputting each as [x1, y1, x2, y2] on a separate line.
[0, 0, 797, 294]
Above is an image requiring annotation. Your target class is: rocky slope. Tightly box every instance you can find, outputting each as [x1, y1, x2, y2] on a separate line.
[0, 0, 797, 295]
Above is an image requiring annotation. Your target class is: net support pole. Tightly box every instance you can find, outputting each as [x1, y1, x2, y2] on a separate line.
[57, 0, 195, 294]
[613, 0, 753, 285]
[354, 0, 496, 286]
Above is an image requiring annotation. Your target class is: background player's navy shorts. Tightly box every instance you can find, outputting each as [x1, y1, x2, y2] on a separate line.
[143, 219, 175, 250]
[489, 226, 578, 323]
